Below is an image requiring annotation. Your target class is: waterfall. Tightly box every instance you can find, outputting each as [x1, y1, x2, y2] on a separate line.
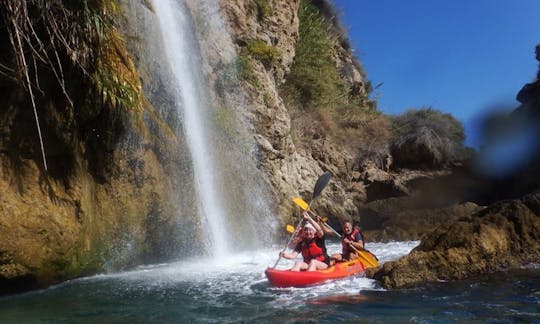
[149, 0, 277, 258]
[153, 0, 230, 256]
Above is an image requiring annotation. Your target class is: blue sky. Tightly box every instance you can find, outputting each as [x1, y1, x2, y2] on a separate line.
[331, 0, 540, 146]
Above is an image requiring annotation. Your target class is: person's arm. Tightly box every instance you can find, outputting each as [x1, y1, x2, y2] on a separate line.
[314, 215, 338, 236]
[350, 232, 364, 249]
[279, 244, 300, 259]
[320, 222, 335, 236]
[288, 231, 303, 249]
[303, 212, 324, 238]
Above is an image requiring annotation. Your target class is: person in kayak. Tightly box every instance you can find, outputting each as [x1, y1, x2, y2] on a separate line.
[330, 221, 364, 262]
[279, 212, 330, 271]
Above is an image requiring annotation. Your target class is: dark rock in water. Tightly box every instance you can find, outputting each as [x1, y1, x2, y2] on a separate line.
[371, 191, 540, 289]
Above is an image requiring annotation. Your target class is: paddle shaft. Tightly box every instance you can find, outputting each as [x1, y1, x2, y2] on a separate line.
[273, 219, 303, 268]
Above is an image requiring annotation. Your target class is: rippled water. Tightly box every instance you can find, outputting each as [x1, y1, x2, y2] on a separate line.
[1, 241, 538, 323]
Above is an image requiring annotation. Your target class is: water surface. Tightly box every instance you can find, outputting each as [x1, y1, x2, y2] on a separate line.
[1, 241, 538, 323]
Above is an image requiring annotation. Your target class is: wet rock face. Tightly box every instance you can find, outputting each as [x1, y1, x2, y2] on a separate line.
[0, 1, 194, 295]
[371, 191, 540, 289]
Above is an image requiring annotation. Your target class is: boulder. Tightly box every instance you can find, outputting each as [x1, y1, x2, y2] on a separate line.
[371, 191, 540, 288]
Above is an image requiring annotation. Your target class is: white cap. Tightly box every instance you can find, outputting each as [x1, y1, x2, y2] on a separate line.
[303, 223, 315, 231]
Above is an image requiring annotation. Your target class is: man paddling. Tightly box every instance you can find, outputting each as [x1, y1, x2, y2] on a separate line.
[330, 221, 364, 262]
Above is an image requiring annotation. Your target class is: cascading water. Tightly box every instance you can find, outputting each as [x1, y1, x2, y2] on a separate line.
[152, 0, 230, 256]
[151, 0, 276, 257]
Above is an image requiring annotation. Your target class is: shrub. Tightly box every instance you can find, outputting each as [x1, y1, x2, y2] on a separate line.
[390, 108, 466, 169]
[281, 0, 346, 111]
[310, 0, 351, 51]
[253, 0, 272, 20]
[245, 39, 280, 68]
[235, 55, 259, 87]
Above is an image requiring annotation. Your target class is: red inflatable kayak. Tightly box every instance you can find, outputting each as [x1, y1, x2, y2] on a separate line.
[265, 257, 367, 288]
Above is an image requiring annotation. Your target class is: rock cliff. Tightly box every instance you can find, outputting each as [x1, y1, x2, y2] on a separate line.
[195, 0, 370, 222]
[0, 0, 197, 295]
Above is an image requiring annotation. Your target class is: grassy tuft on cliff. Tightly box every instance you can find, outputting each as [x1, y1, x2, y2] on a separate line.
[281, 0, 386, 162]
[281, 0, 347, 111]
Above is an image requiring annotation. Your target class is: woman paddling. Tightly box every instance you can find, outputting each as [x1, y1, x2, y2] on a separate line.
[279, 212, 330, 271]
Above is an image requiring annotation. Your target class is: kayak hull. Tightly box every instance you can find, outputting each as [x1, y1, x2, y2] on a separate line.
[265, 258, 366, 288]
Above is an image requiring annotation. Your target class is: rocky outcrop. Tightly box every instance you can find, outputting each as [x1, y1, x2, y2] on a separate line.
[371, 191, 540, 289]
[0, 100, 190, 295]
[361, 200, 480, 242]
[516, 44, 540, 107]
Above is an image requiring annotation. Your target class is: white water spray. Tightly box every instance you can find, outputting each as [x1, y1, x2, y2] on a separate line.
[153, 0, 229, 256]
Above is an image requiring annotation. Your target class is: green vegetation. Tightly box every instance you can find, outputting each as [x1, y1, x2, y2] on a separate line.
[391, 107, 466, 168]
[253, 0, 273, 20]
[235, 55, 259, 86]
[0, 0, 143, 113]
[0, 0, 145, 172]
[245, 39, 280, 68]
[281, 0, 347, 111]
[218, 54, 259, 90]
[280, 0, 384, 161]
[85, 2, 143, 113]
[392, 108, 465, 145]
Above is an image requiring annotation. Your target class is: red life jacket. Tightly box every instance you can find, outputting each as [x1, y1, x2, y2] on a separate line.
[301, 239, 326, 263]
[342, 228, 362, 253]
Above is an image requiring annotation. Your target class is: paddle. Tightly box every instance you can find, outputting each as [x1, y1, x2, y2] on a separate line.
[272, 219, 304, 268]
[311, 171, 332, 205]
[292, 196, 379, 268]
[272, 172, 332, 268]
[345, 240, 378, 268]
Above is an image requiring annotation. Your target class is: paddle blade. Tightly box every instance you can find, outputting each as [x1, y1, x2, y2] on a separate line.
[292, 197, 309, 211]
[358, 250, 379, 268]
[286, 224, 295, 233]
[312, 172, 332, 200]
